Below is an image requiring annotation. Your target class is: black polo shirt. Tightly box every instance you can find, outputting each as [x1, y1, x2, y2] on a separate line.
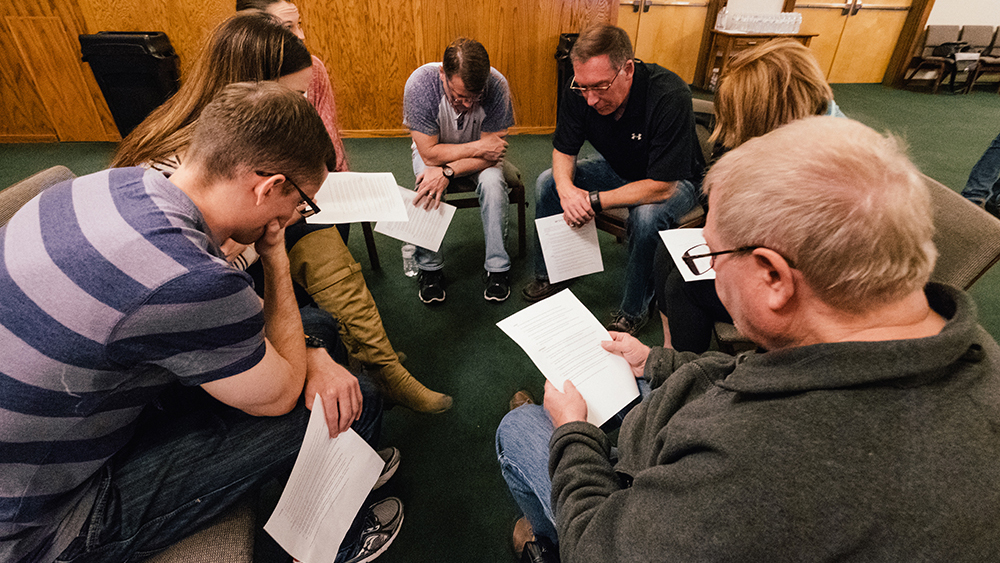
[553, 61, 703, 184]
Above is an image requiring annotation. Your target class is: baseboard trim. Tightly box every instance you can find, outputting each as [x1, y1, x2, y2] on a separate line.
[0, 134, 59, 143]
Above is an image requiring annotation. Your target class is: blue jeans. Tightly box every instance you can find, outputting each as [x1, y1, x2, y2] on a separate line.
[961, 131, 1000, 209]
[55, 308, 382, 563]
[411, 149, 511, 273]
[496, 380, 649, 544]
[533, 156, 700, 321]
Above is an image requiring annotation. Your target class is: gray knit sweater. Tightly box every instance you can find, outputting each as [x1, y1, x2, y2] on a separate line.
[549, 284, 1000, 562]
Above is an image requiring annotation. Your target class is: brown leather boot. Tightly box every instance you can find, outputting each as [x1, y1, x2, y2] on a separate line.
[288, 228, 452, 413]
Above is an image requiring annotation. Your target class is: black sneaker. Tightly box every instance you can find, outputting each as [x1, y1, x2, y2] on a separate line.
[343, 497, 404, 563]
[606, 312, 648, 336]
[417, 269, 445, 304]
[373, 447, 400, 490]
[484, 270, 511, 302]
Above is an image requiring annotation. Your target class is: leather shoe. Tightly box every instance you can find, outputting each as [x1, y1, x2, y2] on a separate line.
[509, 390, 535, 411]
[512, 516, 535, 559]
[522, 278, 571, 303]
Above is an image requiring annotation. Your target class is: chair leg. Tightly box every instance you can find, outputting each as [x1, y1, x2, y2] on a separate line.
[517, 199, 526, 257]
[361, 221, 380, 271]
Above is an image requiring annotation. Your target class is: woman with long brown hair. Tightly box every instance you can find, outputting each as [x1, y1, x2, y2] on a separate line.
[113, 11, 452, 415]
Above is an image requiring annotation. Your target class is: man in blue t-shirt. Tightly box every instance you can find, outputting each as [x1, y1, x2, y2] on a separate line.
[522, 24, 704, 335]
[0, 82, 397, 563]
[403, 37, 516, 304]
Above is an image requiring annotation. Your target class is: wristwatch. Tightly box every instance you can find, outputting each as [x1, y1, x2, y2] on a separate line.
[589, 190, 603, 213]
[441, 164, 455, 183]
[305, 335, 327, 349]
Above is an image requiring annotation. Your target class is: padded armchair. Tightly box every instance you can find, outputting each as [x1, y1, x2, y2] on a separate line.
[964, 29, 1000, 94]
[714, 175, 1000, 354]
[903, 25, 962, 94]
[594, 98, 715, 239]
[0, 165, 75, 225]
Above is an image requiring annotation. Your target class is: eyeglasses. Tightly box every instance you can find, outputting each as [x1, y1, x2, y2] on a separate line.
[256, 171, 321, 218]
[444, 78, 485, 104]
[681, 244, 760, 276]
[570, 65, 625, 96]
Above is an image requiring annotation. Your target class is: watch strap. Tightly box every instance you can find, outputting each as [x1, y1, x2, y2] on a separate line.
[589, 190, 603, 213]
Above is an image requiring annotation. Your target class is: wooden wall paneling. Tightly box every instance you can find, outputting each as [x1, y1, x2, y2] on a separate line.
[633, 2, 709, 84]
[310, 0, 422, 135]
[0, 17, 57, 141]
[7, 16, 117, 141]
[826, 4, 909, 83]
[78, 0, 231, 77]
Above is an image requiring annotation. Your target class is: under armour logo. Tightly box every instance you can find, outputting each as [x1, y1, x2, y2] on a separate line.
[631, 133, 642, 141]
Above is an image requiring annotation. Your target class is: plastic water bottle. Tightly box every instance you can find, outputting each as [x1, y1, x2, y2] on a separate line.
[401, 244, 418, 277]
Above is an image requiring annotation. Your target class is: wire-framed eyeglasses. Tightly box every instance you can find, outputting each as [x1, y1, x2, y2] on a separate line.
[681, 244, 761, 276]
[256, 171, 321, 218]
[570, 65, 625, 96]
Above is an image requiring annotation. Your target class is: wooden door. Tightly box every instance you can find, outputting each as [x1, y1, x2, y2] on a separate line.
[795, 0, 910, 83]
[619, 0, 709, 84]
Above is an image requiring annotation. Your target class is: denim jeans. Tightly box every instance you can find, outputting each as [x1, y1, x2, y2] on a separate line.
[411, 149, 511, 273]
[961, 131, 1000, 209]
[496, 380, 649, 545]
[55, 308, 382, 563]
[533, 156, 700, 321]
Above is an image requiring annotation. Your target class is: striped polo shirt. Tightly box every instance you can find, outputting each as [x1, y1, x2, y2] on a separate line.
[0, 167, 267, 563]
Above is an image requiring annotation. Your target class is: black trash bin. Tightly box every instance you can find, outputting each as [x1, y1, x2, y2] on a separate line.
[555, 33, 578, 113]
[79, 31, 180, 137]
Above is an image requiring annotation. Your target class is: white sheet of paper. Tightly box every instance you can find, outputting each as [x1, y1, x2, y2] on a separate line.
[264, 395, 383, 563]
[374, 187, 456, 252]
[310, 172, 409, 224]
[659, 228, 714, 282]
[496, 290, 639, 426]
[535, 216, 604, 284]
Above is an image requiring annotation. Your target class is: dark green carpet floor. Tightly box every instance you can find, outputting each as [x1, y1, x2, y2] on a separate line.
[2, 83, 1000, 562]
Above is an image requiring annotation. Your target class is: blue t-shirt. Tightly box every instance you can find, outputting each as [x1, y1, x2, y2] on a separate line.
[0, 167, 266, 563]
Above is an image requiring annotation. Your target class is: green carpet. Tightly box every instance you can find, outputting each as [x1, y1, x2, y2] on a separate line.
[2, 83, 1000, 562]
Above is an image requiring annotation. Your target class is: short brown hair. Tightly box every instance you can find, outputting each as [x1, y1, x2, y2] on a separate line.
[188, 81, 335, 189]
[570, 24, 633, 69]
[711, 39, 833, 150]
[442, 37, 491, 94]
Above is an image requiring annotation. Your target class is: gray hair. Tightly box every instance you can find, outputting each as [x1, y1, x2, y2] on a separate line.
[704, 116, 936, 312]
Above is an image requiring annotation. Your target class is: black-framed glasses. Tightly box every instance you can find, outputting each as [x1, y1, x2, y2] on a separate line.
[681, 243, 760, 276]
[256, 171, 321, 218]
[570, 65, 625, 96]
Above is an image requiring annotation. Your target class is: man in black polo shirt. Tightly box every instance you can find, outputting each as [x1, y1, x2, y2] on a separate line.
[522, 24, 704, 334]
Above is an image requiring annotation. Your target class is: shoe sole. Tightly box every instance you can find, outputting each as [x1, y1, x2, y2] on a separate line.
[419, 290, 446, 304]
[484, 288, 510, 302]
[351, 506, 404, 563]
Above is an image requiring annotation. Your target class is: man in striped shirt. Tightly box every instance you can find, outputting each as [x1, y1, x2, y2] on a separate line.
[0, 82, 382, 563]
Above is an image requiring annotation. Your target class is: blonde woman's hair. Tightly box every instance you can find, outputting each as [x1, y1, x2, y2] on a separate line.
[704, 116, 936, 312]
[711, 39, 833, 150]
[112, 11, 313, 169]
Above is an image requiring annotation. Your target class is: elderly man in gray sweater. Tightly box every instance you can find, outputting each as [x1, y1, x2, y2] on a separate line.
[497, 116, 1000, 562]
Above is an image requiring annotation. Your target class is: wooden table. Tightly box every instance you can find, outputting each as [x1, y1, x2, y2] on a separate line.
[701, 30, 818, 91]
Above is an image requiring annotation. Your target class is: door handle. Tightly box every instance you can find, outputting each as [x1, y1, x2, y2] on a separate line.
[631, 0, 640, 13]
[841, 0, 855, 16]
[850, 0, 862, 16]
[644, 0, 652, 12]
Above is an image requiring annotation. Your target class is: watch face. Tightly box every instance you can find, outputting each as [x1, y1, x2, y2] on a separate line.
[443, 166, 454, 178]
